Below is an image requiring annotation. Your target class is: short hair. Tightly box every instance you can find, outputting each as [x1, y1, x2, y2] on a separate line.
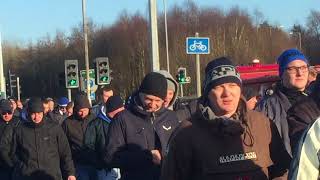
[102, 86, 113, 93]
[45, 97, 54, 102]
[66, 101, 74, 110]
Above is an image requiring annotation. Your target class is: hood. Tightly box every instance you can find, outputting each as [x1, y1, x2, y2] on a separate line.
[156, 70, 179, 110]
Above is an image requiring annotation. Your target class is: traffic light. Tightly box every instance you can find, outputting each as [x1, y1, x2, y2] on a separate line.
[64, 60, 79, 88]
[95, 57, 110, 85]
[177, 67, 187, 84]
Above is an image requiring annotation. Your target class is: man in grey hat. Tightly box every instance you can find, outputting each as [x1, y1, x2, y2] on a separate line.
[161, 57, 290, 180]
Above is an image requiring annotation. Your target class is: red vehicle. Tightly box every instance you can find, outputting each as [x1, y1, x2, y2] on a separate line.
[236, 60, 280, 96]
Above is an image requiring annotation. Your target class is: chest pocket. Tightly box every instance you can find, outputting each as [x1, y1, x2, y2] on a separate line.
[127, 127, 149, 150]
[202, 151, 268, 180]
[41, 129, 57, 151]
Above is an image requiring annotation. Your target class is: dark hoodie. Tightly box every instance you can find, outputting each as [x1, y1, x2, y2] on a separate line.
[156, 70, 196, 123]
[104, 93, 179, 180]
[161, 97, 290, 180]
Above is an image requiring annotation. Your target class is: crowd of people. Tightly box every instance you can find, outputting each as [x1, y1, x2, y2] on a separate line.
[0, 48, 319, 180]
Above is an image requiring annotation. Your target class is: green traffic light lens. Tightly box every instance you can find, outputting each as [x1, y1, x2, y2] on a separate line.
[68, 79, 77, 86]
[100, 76, 109, 82]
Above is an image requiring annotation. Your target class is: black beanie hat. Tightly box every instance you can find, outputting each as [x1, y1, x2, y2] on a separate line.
[139, 72, 167, 100]
[203, 57, 242, 95]
[27, 98, 44, 113]
[74, 94, 91, 111]
[0, 99, 13, 112]
[105, 95, 124, 113]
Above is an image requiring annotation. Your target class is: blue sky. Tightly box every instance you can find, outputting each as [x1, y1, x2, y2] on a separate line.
[0, 0, 319, 43]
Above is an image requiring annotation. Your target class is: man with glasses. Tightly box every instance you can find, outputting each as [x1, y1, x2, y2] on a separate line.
[48, 97, 69, 124]
[0, 99, 20, 180]
[256, 48, 309, 156]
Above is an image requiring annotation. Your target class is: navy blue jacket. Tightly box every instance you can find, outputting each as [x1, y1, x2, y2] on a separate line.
[104, 96, 179, 180]
[256, 86, 293, 156]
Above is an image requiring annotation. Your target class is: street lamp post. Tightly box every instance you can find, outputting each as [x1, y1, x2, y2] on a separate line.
[82, 0, 91, 103]
[149, 0, 160, 72]
[298, 32, 302, 50]
[290, 31, 302, 50]
[163, 0, 170, 73]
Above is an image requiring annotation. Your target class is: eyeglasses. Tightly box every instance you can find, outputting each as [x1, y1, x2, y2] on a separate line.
[1, 111, 13, 115]
[286, 66, 308, 74]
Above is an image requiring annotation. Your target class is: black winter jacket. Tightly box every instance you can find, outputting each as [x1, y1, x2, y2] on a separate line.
[62, 112, 96, 165]
[287, 95, 320, 152]
[83, 116, 111, 169]
[0, 117, 20, 180]
[104, 96, 179, 180]
[0, 117, 75, 180]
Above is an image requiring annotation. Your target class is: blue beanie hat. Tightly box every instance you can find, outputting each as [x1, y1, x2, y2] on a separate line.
[57, 97, 69, 107]
[277, 48, 308, 77]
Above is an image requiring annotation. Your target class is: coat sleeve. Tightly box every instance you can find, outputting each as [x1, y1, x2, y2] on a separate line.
[103, 115, 153, 170]
[161, 128, 193, 180]
[288, 118, 320, 180]
[56, 125, 76, 177]
[267, 119, 291, 180]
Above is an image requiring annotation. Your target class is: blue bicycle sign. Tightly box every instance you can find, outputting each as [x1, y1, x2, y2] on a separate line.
[186, 37, 210, 54]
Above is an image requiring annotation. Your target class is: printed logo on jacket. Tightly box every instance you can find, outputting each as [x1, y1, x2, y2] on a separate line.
[219, 152, 257, 164]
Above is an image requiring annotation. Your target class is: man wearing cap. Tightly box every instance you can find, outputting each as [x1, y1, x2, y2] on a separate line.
[62, 94, 97, 179]
[161, 57, 290, 180]
[0, 100, 20, 180]
[83, 95, 125, 180]
[0, 98, 76, 180]
[256, 48, 309, 156]
[104, 72, 179, 180]
[48, 97, 69, 124]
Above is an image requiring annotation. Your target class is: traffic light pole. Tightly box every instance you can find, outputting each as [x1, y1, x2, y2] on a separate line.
[82, 0, 91, 104]
[180, 84, 184, 97]
[16, 77, 20, 100]
[195, 32, 201, 97]
[67, 89, 72, 102]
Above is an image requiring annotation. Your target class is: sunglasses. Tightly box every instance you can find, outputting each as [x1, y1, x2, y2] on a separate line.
[2, 111, 13, 115]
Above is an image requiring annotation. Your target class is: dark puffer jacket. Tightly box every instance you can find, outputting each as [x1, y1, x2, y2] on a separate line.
[287, 93, 320, 152]
[83, 116, 112, 169]
[104, 95, 179, 180]
[0, 117, 20, 180]
[62, 111, 96, 165]
[161, 98, 291, 180]
[0, 117, 75, 180]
